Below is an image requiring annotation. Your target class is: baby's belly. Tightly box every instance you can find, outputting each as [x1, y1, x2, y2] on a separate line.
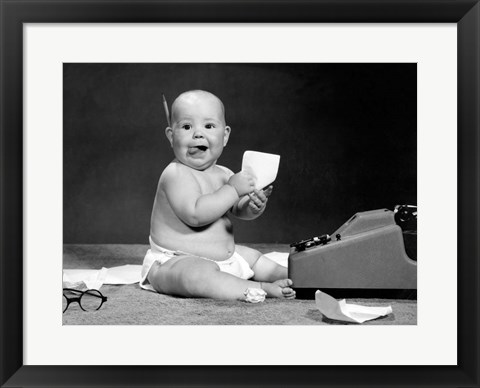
[152, 217, 236, 261]
[180, 237, 236, 261]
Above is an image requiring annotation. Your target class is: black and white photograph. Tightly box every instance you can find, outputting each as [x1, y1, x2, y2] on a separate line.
[63, 63, 417, 325]
[3, 0, 479, 385]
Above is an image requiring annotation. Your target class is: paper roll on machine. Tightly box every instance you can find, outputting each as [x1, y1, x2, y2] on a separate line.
[288, 206, 417, 298]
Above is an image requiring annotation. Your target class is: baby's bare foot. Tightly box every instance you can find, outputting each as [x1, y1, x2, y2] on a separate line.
[263, 279, 296, 299]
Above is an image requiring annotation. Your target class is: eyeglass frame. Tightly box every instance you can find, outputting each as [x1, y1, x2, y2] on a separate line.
[63, 288, 108, 313]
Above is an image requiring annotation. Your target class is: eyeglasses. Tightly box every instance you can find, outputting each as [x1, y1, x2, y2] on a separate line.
[63, 288, 107, 313]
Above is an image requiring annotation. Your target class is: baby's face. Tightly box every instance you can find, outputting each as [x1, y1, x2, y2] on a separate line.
[166, 92, 230, 171]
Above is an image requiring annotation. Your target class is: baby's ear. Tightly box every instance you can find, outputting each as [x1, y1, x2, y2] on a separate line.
[223, 126, 231, 146]
[165, 127, 173, 146]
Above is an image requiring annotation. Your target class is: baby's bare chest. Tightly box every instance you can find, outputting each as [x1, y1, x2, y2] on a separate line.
[191, 170, 227, 194]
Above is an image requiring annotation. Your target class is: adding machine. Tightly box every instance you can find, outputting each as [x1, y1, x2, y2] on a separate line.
[288, 206, 417, 298]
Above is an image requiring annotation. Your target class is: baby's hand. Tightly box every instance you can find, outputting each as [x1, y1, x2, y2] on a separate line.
[248, 186, 273, 214]
[228, 171, 255, 197]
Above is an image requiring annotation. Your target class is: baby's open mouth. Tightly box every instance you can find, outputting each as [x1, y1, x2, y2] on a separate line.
[188, 145, 208, 155]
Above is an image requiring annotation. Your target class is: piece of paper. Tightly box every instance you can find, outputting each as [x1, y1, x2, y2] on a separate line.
[62, 265, 142, 290]
[241, 150, 280, 190]
[103, 264, 143, 284]
[315, 290, 392, 323]
[63, 267, 108, 290]
[263, 251, 288, 267]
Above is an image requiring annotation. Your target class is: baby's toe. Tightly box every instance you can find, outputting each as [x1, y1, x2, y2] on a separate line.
[275, 278, 293, 288]
[282, 287, 296, 298]
[285, 292, 296, 299]
[282, 287, 296, 296]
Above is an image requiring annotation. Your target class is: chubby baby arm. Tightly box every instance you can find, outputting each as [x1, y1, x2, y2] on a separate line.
[231, 186, 273, 220]
[162, 165, 255, 227]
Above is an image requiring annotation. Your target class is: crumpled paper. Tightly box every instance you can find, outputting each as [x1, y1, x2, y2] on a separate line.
[242, 150, 280, 190]
[244, 287, 267, 303]
[315, 290, 392, 323]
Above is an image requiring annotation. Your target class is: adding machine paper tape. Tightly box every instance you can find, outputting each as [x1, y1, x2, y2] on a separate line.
[241, 150, 280, 190]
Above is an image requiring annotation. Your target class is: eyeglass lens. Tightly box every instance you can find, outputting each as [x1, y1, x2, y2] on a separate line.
[80, 289, 104, 311]
[62, 294, 69, 313]
[63, 289, 105, 313]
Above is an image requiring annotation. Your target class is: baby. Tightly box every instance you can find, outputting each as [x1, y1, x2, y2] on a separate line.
[139, 90, 295, 302]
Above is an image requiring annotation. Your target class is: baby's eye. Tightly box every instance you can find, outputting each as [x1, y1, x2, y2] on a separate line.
[182, 124, 191, 130]
[205, 124, 215, 129]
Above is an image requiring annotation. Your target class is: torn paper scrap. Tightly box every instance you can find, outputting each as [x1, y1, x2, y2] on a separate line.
[63, 265, 142, 291]
[103, 264, 142, 284]
[263, 252, 288, 267]
[242, 151, 280, 190]
[63, 268, 108, 290]
[315, 290, 392, 323]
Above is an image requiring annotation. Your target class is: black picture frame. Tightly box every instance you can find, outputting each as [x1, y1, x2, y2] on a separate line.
[1, 1, 478, 387]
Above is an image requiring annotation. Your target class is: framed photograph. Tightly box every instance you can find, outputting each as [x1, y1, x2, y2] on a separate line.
[1, 0, 478, 387]
[61, 61, 418, 326]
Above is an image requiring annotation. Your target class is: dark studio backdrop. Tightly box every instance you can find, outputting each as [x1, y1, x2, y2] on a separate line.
[63, 63, 416, 244]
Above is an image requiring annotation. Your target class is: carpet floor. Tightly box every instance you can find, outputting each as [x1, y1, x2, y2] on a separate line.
[63, 244, 417, 325]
